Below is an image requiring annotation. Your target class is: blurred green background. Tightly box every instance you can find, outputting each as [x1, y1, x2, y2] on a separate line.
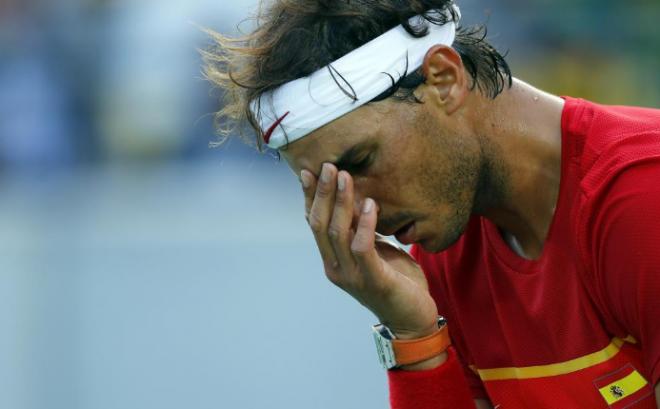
[0, 1, 658, 409]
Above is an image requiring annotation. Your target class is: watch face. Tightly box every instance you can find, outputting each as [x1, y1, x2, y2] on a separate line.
[372, 324, 397, 369]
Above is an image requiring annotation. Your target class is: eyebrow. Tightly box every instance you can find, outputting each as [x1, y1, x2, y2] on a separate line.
[333, 141, 376, 170]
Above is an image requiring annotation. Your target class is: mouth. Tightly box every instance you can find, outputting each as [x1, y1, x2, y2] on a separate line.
[393, 221, 416, 245]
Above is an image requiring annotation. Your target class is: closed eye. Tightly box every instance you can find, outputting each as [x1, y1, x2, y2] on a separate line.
[333, 141, 378, 176]
[337, 152, 374, 175]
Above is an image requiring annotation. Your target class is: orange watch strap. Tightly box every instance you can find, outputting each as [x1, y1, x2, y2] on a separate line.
[391, 324, 451, 366]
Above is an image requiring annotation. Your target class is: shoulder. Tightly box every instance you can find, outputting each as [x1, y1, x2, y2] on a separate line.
[564, 97, 660, 198]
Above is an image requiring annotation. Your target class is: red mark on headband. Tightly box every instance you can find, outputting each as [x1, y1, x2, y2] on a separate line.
[263, 111, 290, 145]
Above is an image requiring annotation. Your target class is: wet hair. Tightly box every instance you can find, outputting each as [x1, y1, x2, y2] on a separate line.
[203, 0, 512, 150]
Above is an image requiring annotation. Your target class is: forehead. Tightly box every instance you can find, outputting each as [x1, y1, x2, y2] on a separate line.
[280, 100, 395, 175]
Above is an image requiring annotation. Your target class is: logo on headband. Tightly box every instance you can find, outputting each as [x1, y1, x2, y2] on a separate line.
[263, 111, 290, 145]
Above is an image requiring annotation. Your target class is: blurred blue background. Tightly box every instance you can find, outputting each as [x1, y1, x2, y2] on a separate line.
[0, 1, 658, 408]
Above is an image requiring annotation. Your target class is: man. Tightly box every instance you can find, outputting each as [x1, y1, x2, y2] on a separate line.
[204, 0, 660, 407]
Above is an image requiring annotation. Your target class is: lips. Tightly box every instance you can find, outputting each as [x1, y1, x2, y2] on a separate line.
[394, 221, 416, 245]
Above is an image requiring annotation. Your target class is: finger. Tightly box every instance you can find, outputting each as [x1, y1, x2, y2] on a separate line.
[308, 163, 339, 269]
[328, 171, 357, 270]
[350, 198, 384, 278]
[300, 169, 317, 220]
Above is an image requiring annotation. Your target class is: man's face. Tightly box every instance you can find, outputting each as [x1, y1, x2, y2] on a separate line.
[281, 95, 482, 252]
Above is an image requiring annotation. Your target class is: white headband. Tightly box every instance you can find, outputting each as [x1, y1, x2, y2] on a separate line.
[251, 5, 461, 150]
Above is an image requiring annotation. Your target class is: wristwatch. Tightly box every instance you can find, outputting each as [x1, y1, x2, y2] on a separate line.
[372, 316, 450, 370]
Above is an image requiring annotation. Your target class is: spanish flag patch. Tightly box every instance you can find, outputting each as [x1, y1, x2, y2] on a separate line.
[593, 364, 653, 408]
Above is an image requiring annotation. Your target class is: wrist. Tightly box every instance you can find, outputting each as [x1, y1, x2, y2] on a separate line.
[372, 316, 451, 370]
[391, 324, 440, 340]
[393, 326, 448, 371]
[398, 350, 448, 371]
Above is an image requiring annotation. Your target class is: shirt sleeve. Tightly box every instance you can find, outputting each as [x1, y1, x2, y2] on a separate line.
[388, 347, 476, 409]
[591, 161, 660, 386]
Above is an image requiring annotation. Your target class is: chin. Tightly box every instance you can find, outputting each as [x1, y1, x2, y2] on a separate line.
[419, 239, 449, 254]
[418, 223, 468, 254]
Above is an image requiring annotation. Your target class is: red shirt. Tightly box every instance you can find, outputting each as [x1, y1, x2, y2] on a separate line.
[404, 97, 660, 408]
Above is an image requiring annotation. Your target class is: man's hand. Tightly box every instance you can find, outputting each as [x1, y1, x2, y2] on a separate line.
[300, 163, 439, 342]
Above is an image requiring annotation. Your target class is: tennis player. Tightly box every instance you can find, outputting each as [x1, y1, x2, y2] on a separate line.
[205, 1, 660, 407]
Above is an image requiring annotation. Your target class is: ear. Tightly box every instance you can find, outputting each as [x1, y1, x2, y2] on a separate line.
[419, 45, 468, 115]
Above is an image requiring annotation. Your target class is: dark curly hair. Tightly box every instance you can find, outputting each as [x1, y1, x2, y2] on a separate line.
[203, 0, 512, 150]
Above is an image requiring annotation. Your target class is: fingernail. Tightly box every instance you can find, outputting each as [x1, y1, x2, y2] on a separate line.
[362, 198, 374, 214]
[320, 163, 332, 184]
[337, 173, 346, 192]
[300, 170, 311, 189]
